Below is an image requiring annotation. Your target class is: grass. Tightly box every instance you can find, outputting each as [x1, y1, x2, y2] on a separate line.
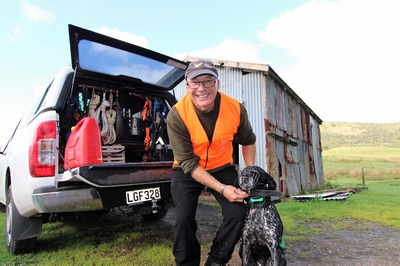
[0, 213, 176, 265]
[278, 179, 400, 234]
[276, 146, 400, 245]
[278, 180, 400, 248]
[0, 146, 399, 264]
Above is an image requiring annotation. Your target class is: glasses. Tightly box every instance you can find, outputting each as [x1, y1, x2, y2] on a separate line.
[187, 79, 216, 89]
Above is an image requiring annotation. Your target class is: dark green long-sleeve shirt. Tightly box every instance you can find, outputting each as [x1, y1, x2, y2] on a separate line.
[166, 92, 256, 175]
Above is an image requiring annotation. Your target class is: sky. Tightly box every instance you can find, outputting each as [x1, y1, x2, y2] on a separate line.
[1, 0, 399, 146]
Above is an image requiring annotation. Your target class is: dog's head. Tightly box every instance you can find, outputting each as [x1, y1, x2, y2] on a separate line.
[238, 166, 277, 192]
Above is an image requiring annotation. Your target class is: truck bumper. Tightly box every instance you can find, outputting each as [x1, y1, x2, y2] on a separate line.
[31, 186, 103, 213]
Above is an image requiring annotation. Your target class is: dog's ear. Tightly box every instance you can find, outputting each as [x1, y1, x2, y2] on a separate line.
[264, 172, 277, 191]
[254, 166, 277, 191]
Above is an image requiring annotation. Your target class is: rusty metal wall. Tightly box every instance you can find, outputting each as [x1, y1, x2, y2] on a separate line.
[171, 57, 324, 196]
[263, 72, 324, 196]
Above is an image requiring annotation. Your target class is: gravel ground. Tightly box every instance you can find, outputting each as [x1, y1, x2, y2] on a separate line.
[283, 220, 400, 266]
[183, 196, 400, 266]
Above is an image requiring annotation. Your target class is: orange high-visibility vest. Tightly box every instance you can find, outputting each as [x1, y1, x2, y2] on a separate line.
[174, 93, 240, 170]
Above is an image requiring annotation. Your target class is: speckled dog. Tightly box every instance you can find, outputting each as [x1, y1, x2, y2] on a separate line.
[238, 166, 287, 266]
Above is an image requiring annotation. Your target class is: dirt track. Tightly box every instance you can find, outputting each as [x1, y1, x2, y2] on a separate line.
[164, 196, 400, 266]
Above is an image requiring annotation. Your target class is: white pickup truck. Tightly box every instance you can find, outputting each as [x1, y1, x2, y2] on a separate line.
[0, 25, 187, 254]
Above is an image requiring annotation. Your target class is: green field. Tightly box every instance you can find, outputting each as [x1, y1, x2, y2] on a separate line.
[322, 146, 400, 181]
[320, 122, 400, 149]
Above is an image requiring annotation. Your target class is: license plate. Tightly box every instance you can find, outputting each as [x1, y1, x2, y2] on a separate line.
[126, 187, 161, 204]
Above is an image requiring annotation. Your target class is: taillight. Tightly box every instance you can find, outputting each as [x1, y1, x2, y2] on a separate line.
[29, 120, 57, 177]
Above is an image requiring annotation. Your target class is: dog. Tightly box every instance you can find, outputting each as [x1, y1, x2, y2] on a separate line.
[238, 166, 287, 266]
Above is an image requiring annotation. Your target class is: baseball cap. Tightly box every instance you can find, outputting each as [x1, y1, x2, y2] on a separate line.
[185, 59, 218, 79]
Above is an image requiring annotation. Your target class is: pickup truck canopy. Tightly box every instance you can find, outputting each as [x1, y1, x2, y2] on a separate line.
[69, 24, 187, 92]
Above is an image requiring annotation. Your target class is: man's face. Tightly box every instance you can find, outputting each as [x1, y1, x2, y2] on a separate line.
[185, 74, 219, 112]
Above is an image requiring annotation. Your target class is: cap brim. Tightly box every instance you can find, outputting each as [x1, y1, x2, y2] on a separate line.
[186, 69, 218, 79]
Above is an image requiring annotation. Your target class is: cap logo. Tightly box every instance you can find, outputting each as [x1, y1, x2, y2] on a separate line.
[194, 61, 214, 69]
[194, 62, 203, 68]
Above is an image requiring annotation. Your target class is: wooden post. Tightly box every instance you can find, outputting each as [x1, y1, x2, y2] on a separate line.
[361, 168, 365, 186]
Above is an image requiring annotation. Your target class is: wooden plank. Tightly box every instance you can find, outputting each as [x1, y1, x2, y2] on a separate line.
[102, 145, 125, 163]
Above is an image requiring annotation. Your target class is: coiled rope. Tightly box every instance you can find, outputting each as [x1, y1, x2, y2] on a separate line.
[95, 91, 110, 137]
[88, 89, 100, 119]
[102, 91, 116, 145]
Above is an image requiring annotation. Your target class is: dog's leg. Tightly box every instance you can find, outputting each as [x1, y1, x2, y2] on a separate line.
[268, 205, 286, 266]
[240, 210, 259, 266]
[246, 208, 272, 266]
[240, 237, 253, 266]
[240, 225, 256, 265]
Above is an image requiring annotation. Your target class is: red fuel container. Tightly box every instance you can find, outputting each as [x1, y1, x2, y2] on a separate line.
[64, 117, 103, 170]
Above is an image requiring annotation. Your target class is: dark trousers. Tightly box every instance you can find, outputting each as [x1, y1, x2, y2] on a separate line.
[171, 166, 246, 265]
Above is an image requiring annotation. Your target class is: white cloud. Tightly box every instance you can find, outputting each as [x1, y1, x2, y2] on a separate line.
[21, 1, 54, 22]
[258, 0, 400, 123]
[7, 26, 22, 41]
[192, 39, 262, 63]
[94, 27, 148, 47]
[175, 39, 265, 65]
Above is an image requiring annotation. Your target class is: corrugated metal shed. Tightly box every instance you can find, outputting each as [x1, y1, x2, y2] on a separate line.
[172, 56, 324, 196]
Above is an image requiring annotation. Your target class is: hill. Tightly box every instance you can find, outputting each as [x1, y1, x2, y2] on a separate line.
[320, 122, 400, 150]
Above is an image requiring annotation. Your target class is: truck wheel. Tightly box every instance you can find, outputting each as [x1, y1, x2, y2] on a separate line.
[141, 207, 168, 221]
[6, 186, 38, 254]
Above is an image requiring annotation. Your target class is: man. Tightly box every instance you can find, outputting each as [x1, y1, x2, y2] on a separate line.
[167, 59, 257, 266]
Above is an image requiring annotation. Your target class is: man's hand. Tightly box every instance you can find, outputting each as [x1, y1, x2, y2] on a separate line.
[223, 185, 249, 202]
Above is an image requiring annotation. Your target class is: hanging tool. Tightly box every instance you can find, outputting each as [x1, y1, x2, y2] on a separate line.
[112, 90, 124, 138]
[148, 100, 168, 159]
[141, 98, 152, 155]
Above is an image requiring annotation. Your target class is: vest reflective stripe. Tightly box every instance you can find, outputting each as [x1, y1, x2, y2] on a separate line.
[174, 93, 240, 170]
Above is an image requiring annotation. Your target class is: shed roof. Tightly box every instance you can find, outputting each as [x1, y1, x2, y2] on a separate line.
[185, 56, 323, 124]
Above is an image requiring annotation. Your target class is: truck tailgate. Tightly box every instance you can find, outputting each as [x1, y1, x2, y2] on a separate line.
[68, 161, 174, 187]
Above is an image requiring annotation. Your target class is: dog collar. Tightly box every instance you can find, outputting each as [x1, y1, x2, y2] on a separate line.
[250, 189, 283, 198]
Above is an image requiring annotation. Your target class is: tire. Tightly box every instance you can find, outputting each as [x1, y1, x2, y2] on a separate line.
[140, 207, 168, 221]
[6, 186, 38, 255]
